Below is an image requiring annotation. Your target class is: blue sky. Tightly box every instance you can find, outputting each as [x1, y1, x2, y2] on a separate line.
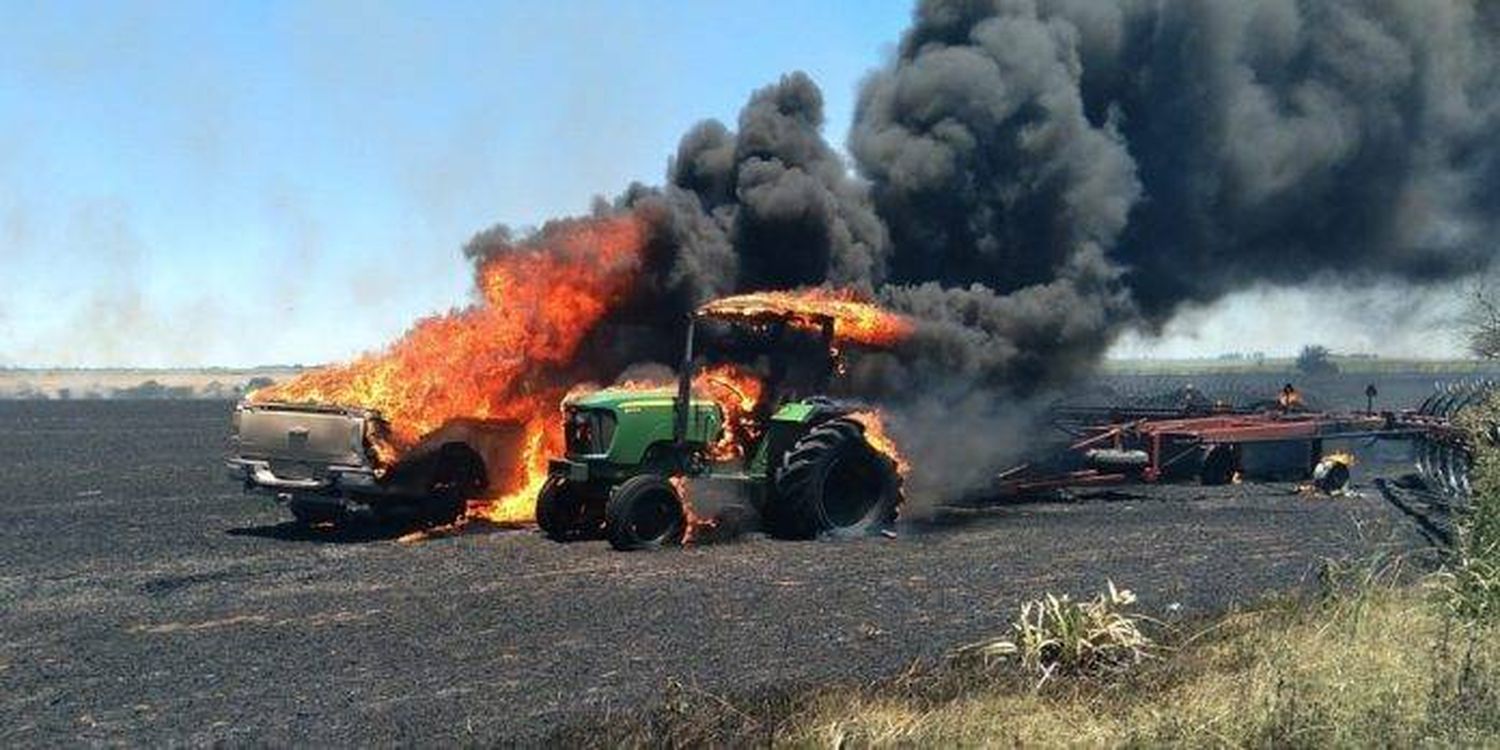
[0, 1, 1469, 367]
[0, 1, 913, 367]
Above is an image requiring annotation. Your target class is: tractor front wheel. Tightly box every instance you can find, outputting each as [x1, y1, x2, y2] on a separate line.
[768, 418, 901, 540]
[605, 475, 686, 551]
[537, 476, 604, 542]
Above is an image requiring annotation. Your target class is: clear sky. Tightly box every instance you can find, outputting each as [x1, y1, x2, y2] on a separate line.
[0, 1, 913, 367]
[0, 1, 1470, 368]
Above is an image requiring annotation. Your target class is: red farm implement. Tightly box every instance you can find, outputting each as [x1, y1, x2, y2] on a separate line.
[996, 383, 1487, 503]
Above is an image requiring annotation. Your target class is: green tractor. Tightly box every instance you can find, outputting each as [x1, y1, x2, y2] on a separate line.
[537, 301, 904, 550]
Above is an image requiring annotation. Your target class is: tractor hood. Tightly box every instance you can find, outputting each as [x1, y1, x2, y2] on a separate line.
[563, 386, 723, 465]
[567, 386, 703, 412]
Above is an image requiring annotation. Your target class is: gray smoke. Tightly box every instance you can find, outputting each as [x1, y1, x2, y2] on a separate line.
[620, 72, 891, 306]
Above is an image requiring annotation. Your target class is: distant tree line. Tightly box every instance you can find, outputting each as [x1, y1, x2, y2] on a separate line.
[0, 375, 282, 401]
[1296, 345, 1340, 376]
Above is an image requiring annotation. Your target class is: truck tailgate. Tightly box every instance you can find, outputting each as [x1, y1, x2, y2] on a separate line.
[233, 404, 369, 467]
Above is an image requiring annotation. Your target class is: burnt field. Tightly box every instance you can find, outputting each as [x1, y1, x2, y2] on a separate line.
[0, 396, 1436, 745]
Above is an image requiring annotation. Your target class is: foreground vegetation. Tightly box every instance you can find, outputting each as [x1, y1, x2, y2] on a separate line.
[797, 583, 1494, 747]
[559, 575, 1496, 747]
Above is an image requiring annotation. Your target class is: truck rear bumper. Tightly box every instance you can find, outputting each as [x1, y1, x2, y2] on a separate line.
[226, 458, 382, 495]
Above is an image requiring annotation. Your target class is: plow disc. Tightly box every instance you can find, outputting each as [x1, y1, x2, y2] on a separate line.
[1411, 380, 1495, 509]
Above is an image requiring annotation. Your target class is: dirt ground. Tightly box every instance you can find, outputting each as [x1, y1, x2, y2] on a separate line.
[0, 399, 1437, 744]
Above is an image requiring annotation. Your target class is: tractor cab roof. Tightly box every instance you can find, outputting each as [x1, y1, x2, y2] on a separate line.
[694, 290, 912, 351]
[695, 295, 835, 330]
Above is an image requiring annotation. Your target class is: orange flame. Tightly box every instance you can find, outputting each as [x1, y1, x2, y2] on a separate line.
[669, 475, 718, 545]
[251, 214, 648, 524]
[1323, 450, 1356, 468]
[847, 410, 910, 478]
[1278, 385, 1303, 410]
[698, 287, 913, 349]
[693, 363, 765, 460]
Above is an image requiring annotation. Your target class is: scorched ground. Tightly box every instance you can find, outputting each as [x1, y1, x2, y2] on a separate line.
[0, 399, 1431, 745]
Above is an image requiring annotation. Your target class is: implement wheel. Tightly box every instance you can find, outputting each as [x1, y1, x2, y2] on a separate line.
[605, 475, 685, 551]
[1200, 444, 1236, 486]
[536, 476, 603, 542]
[768, 418, 901, 540]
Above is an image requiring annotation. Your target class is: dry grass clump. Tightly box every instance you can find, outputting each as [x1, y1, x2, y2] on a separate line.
[953, 580, 1154, 687]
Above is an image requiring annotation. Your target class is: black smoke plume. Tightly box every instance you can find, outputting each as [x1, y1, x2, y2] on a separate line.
[856, 0, 1500, 331]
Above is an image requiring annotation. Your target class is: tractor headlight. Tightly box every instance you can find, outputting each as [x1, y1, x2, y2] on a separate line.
[565, 408, 616, 456]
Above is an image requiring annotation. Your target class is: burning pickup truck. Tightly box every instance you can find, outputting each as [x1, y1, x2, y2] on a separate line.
[226, 401, 519, 525]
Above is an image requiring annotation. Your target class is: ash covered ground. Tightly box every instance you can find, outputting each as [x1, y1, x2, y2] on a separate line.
[0, 395, 1433, 745]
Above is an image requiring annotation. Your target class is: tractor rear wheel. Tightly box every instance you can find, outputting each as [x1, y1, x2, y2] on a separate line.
[605, 475, 685, 551]
[536, 476, 603, 541]
[768, 418, 901, 540]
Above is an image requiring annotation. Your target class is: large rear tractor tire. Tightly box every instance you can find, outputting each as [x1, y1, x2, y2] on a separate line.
[767, 418, 902, 540]
[605, 475, 686, 551]
[536, 476, 604, 542]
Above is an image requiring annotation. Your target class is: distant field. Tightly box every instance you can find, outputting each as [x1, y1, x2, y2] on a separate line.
[1102, 356, 1500, 376]
[2, 358, 1493, 400]
[0, 367, 307, 400]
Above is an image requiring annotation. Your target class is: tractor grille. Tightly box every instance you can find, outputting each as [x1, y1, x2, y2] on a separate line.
[566, 408, 616, 456]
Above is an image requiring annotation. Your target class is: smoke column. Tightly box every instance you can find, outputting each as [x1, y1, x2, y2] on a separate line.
[854, 0, 1500, 375]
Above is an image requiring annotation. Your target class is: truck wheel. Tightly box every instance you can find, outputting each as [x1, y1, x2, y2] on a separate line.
[605, 475, 685, 551]
[288, 496, 344, 526]
[769, 418, 901, 540]
[536, 476, 603, 542]
[422, 491, 467, 526]
[423, 444, 486, 525]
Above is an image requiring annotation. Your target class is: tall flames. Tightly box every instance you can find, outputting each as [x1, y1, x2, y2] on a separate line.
[694, 363, 765, 460]
[252, 218, 915, 530]
[252, 214, 648, 523]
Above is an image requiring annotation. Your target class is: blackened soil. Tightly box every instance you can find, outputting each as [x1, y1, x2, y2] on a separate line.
[0, 400, 1429, 746]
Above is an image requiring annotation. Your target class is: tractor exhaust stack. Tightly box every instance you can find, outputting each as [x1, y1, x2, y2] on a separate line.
[673, 314, 696, 449]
